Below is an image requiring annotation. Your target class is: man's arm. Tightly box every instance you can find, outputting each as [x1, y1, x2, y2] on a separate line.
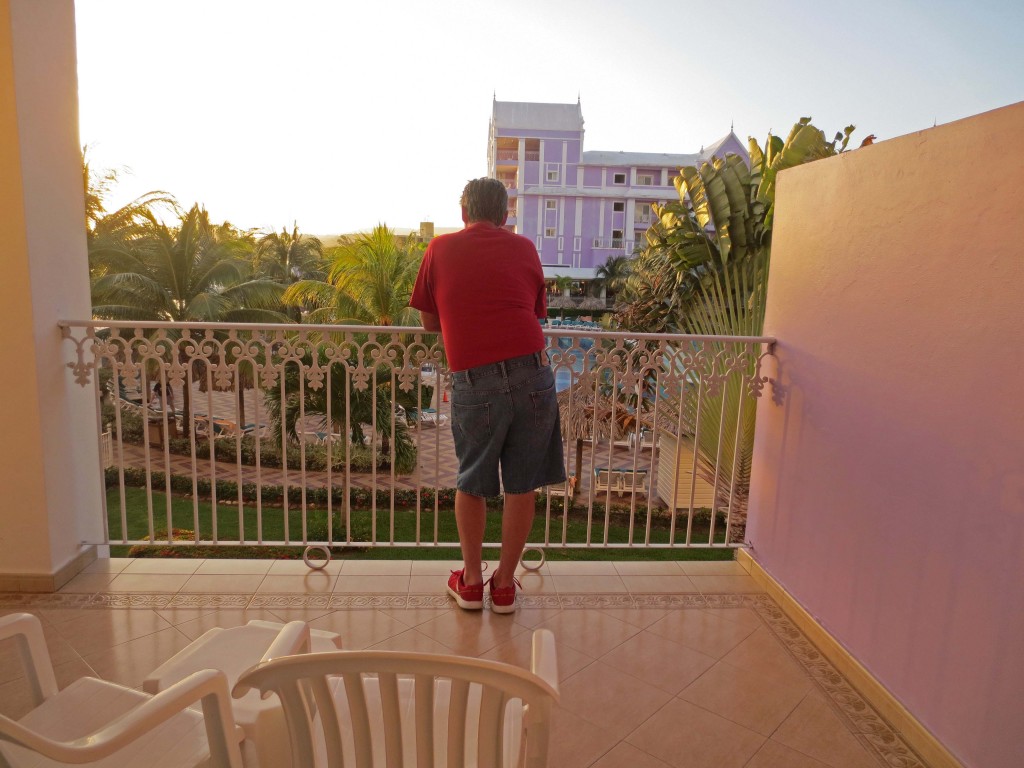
[420, 310, 441, 332]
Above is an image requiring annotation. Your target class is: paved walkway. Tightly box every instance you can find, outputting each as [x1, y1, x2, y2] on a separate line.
[119, 381, 666, 503]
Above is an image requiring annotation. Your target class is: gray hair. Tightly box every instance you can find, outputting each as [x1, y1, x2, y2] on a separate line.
[460, 177, 508, 226]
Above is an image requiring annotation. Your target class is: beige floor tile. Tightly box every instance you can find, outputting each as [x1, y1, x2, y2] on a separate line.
[193, 559, 273, 575]
[620, 574, 697, 594]
[30, 607, 93, 625]
[152, 606, 218, 626]
[410, 560, 465, 575]
[679, 660, 812, 736]
[378, 607, 454, 628]
[104, 573, 191, 593]
[53, 609, 174, 657]
[257, 573, 337, 593]
[547, 706, 621, 768]
[83, 626, 193, 689]
[678, 560, 746, 575]
[550, 574, 628, 593]
[517, 570, 558, 594]
[600, 629, 717, 694]
[333, 575, 410, 594]
[178, 574, 267, 593]
[512, 606, 565, 629]
[646, 609, 758, 659]
[80, 558, 134, 575]
[546, 560, 621, 575]
[772, 693, 880, 768]
[688, 574, 765, 593]
[701, 607, 764, 633]
[57, 573, 118, 593]
[480, 632, 593, 682]
[172, 609, 287, 641]
[598, 607, 670, 629]
[265, 559, 344, 576]
[308, 610, 411, 649]
[340, 559, 412, 575]
[591, 743, 674, 768]
[368, 628, 457, 654]
[415, 608, 527, 656]
[613, 561, 684, 576]
[719, 627, 808, 683]
[120, 558, 204, 575]
[558, 660, 673, 740]
[746, 739, 832, 768]
[536, 609, 640, 658]
[408, 574, 449, 593]
[265, 607, 335, 624]
[626, 698, 765, 768]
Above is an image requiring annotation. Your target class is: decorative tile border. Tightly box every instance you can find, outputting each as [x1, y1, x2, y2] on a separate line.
[752, 596, 927, 768]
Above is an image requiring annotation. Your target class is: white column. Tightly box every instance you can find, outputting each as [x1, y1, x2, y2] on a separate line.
[0, 0, 100, 590]
[517, 136, 525, 188]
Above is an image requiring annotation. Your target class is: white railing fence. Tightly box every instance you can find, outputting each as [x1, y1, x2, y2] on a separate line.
[60, 321, 775, 552]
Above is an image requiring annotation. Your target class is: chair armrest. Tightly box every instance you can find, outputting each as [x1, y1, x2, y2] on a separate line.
[259, 620, 311, 664]
[0, 669, 243, 767]
[0, 613, 57, 705]
[530, 629, 560, 698]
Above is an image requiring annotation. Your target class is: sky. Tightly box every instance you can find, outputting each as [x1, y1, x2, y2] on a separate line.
[75, 0, 1024, 237]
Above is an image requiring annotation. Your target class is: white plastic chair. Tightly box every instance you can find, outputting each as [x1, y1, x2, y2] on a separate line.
[0, 612, 243, 768]
[234, 627, 560, 768]
[144, 620, 342, 768]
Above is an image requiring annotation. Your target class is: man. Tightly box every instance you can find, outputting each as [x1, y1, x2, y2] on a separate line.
[410, 177, 566, 613]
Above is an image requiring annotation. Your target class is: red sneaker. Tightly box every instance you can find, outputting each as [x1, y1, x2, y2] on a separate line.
[488, 574, 522, 614]
[447, 569, 484, 610]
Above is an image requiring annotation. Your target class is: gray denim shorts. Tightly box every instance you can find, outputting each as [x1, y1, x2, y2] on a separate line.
[449, 352, 567, 497]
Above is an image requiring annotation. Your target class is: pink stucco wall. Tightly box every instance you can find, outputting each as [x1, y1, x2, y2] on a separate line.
[748, 102, 1024, 768]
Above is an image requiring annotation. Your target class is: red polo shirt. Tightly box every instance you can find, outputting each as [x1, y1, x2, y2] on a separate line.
[410, 222, 547, 371]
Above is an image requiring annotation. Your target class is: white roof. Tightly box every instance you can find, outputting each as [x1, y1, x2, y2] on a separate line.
[581, 150, 701, 168]
[492, 100, 583, 131]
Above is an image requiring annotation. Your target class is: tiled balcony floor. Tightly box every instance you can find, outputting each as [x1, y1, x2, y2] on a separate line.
[0, 559, 927, 768]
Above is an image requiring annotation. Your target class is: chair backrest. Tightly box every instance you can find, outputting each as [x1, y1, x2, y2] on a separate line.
[235, 630, 559, 768]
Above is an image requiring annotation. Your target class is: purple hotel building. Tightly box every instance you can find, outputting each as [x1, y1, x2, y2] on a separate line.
[487, 99, 748, 286]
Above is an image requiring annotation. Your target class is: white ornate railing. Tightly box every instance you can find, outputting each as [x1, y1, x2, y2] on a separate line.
[60, 321, 775, 553]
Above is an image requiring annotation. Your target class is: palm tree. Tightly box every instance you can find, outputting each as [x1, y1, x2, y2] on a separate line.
[594, 255, 632, 301]
[283, 225, 423, 326]
[618, 118, 861, 534]
[254, 223, 324, 321]
[83, 150, 174, 280]
[91, 204, 289, 434]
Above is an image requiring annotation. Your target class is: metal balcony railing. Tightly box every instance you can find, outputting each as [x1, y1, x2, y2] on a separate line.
[60, 321, 775, 554]
[495, 149, 518, 161]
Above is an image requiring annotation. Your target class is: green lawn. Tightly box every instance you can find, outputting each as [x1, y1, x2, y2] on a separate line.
[108, 487, 734, 561]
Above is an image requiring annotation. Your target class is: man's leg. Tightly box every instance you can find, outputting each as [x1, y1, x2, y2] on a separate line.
[495, 491, 535, 588]
[455, 490, 487, 586]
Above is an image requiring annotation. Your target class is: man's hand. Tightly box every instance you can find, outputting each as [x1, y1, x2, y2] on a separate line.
[420, 311, 441, 332]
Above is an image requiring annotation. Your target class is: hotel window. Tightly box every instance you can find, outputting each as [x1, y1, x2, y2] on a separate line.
[611, 229, 623, 247]
[545, 227, 557, 238]
[635, 202, 652, 222]
[545, 199, 557, 210]
[612, 201, 625, 212]
[637, 173, 654, 186]
[613, 172, 626, 184]
[545, 164, 559, 182]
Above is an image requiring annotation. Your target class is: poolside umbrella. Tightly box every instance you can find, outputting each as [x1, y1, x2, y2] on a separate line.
[556, 381, 623, 485]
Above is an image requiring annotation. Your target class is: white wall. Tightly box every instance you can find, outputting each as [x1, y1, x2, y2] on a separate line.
[748, 102, 1024, 768]
[0, 0, 100, 585]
